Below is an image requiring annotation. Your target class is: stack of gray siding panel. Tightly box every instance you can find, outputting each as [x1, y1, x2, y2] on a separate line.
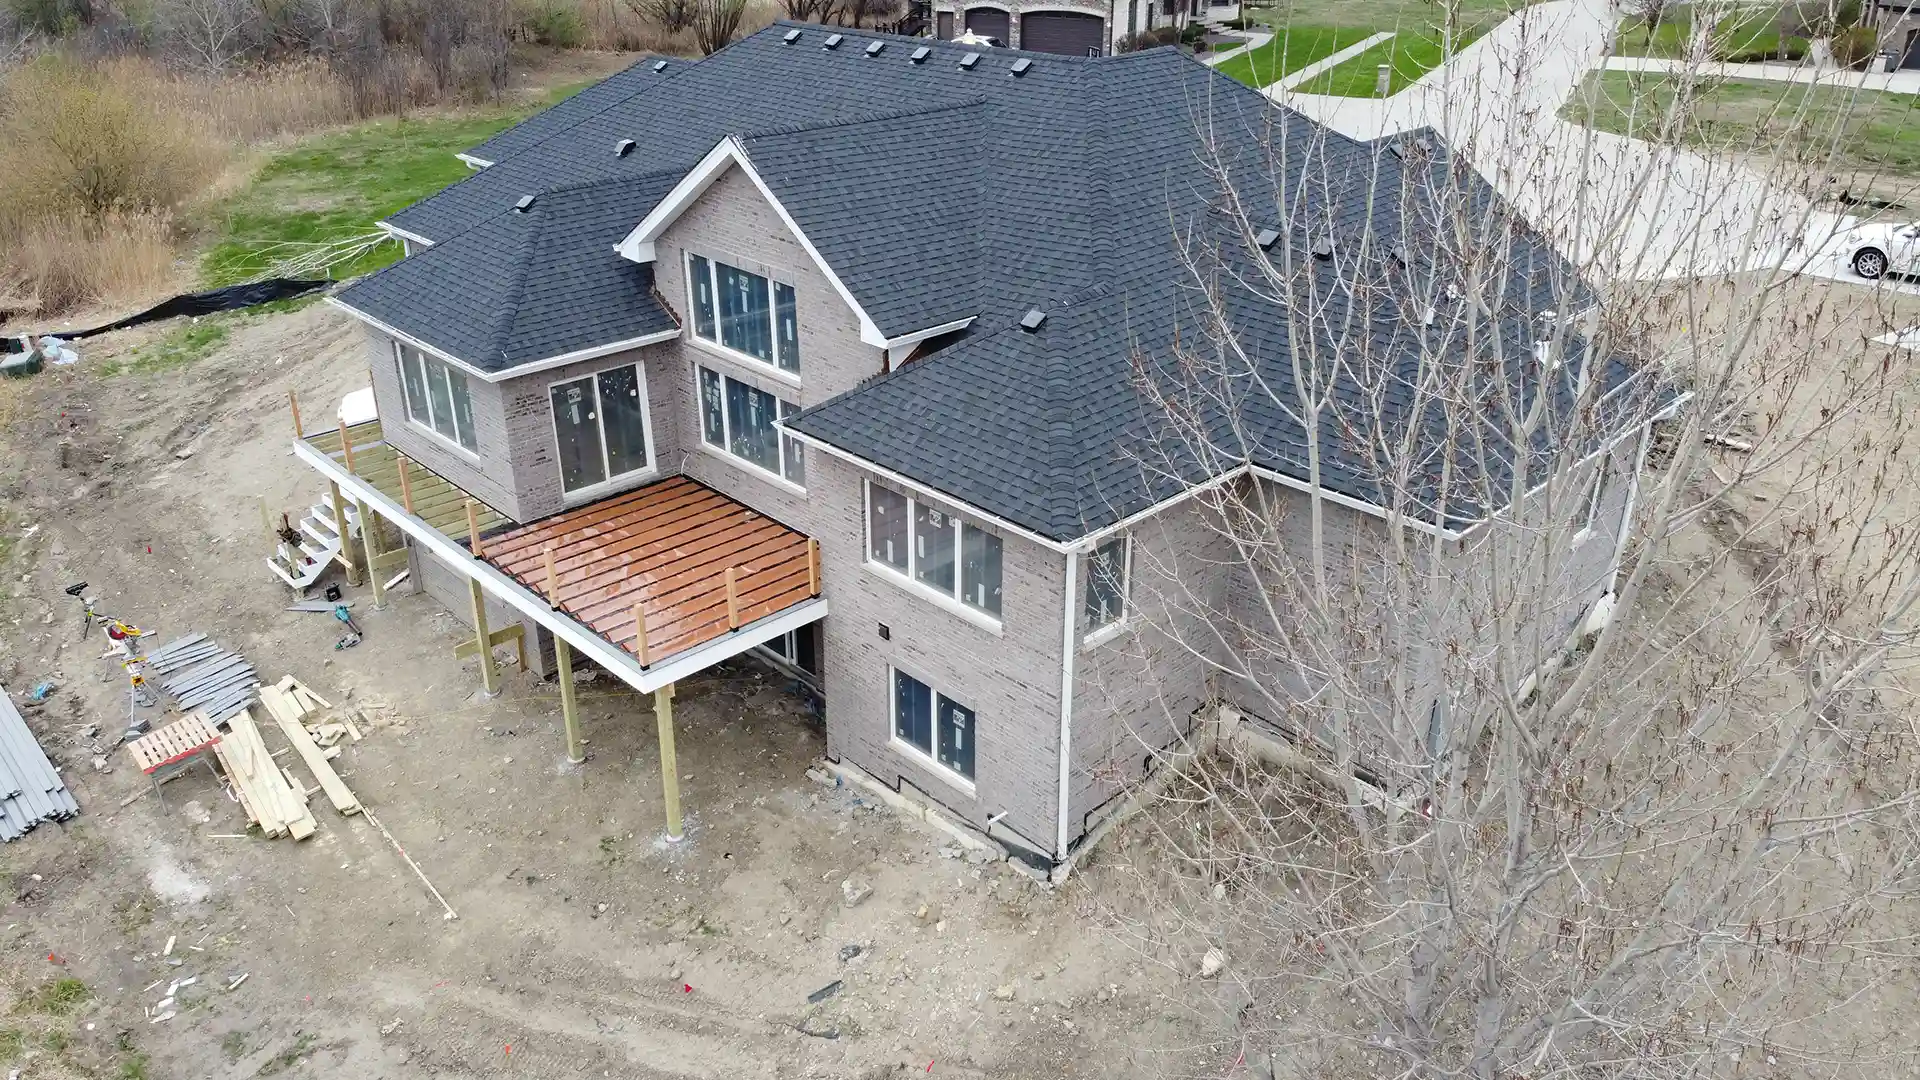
[0, 685, 80, 841]
[147, 634, 259, 725]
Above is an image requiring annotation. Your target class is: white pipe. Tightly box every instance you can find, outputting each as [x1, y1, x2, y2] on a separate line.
[1056, 549, 1079, 860]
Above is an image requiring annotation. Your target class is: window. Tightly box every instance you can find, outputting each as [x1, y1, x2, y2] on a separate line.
[1085, 538, 1128, 634]
[893, 669, 976, 782]
[696, 366, 805, 486]
[687, 253, 800, 374]
[395, 343, 477, 452]
[865, 483, 1003, 619]
[549, 363, 653, 496]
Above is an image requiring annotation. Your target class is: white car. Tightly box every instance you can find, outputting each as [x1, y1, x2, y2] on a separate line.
[1847, 222, 1920, 280]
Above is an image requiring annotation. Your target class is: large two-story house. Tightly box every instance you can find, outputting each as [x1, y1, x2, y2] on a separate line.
[287, 23, 1658, 875]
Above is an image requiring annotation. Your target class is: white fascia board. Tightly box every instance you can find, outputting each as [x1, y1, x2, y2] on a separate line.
[1249, 463, 1461, 540]
[880, 316, 975, 351]
[615, 136, 891, 346]
[377, 221, 435, 248]
[294, 439, 826, 693]
[327, 297, 679, 384]
[456, 153, 494, 169]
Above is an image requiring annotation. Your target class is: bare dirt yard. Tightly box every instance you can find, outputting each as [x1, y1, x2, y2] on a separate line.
[0, 302, 1217, 1079]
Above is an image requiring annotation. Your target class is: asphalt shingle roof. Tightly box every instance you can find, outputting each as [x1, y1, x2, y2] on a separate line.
[462, 54, 686, 166]
[343, 22, 1652, 539]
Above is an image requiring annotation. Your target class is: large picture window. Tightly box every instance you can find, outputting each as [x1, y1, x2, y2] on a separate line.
[865, 482, 1002, 620]
[1084, 538, 1128, 636]
[892, 669, 976, 782]
[687, 253, 800, 374]
[548, 363, 653, 496]
[696, 366, 805, 487]
[395, 343, 477, 452]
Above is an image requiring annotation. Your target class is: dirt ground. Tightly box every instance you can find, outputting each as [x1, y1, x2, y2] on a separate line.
[0, 303, 1221, 1079]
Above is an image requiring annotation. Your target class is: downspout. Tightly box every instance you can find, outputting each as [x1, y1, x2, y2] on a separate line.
[1056, 549, 1079, 862]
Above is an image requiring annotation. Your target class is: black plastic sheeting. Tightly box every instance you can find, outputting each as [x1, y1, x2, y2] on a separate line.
[6, 278, 329, 349]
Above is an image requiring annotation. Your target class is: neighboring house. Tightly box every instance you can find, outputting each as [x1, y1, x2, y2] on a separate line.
[929, 0, 1233, 55]
[294, 22, 1658, 875]
[1876, 0, 1920, 67]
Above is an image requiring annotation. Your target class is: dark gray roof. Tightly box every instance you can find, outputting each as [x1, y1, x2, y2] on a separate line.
[463, 54, 685, 165]
[352, 22, 1649, 538]
[337, 172, 681, 372]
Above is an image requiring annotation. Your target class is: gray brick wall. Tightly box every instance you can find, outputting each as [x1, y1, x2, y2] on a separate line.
[494, 346, 682, 523]
[363, 328, 528, 521]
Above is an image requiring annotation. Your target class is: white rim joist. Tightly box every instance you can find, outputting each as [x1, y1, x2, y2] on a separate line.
[294, 439, 827, 694]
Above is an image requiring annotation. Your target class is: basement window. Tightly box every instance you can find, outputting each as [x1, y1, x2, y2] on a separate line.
[866, 481, 1003, 623]
[394, 342, 477, 453]
[892, 668, 977, 784]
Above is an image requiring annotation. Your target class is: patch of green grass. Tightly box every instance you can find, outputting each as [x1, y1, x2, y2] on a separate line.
[26, 977, 90, 1017]
[256, 1031, 317, 1076]
[199, 112, 522, 287]
[0, 1027, 26, 1063]
[118, 1053, 151, 1079]
[99, 318, 232, 377]
[1239, 0, 1523, 33]
[1614, 4, 1800, 59]
[1562, 71, 1920, 178]
[1301, 27, 1488, 96]
[1214, 25, 1380, 87]
[221, 1030, 249, 1062]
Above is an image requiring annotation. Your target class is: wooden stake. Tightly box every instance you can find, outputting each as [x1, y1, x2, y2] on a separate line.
[555, 638, 584, 765]
[542, 546, 558, 607]
[724, 566, 740, 630]
[807, 538, 820, 597]
[361, 807, 458, 921]
[361, 503, 386, 609]
[654, 683, 682, 841]
[397, 457, 415, 515]
[328, 480, 362, 586]
[465, 500, 482, 557]
[288, 390, 302, 439]
[337, 422, 356, 474]
[468, 578, 499, 696]
[631, 603, 650, 666]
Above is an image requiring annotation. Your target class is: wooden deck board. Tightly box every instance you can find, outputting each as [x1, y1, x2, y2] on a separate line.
[301, 420, 506, 536]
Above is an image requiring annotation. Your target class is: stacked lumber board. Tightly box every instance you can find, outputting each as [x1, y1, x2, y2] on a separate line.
[0, 685, 79, 841]
[147, 634, 259, 725]
[257, 680, 359, 816]
[211, 708, 315, 840]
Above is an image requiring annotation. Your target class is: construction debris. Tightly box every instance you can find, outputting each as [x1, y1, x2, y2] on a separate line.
[1, 684, 80, 841]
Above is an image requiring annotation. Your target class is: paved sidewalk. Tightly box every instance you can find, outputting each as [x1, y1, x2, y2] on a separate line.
[1604, 54, 1920, 93]
[1201, 30, 1273, 67]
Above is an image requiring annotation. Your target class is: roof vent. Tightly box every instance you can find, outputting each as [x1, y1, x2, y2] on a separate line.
[1254, 227, 1280, 251]
[960, 52, 981, 69]
[1310, 234, 1334, 260]
[1422, 304, 1438, 326]
[1010, 57, 1032, 76]
[514, 194, 536, 213]
[651, 59, 668, 71]
[782, 28, 801, 43]
[615, 138, 635, 158]
[1019, 308, 1047, 332]
[865, 39, 885, 56]
[910, 45, 931, 62]
[1533, 340, 1557, 368]
[824, 33, 843, 49]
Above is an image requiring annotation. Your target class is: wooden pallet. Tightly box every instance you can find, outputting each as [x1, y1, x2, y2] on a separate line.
[127, 712, 220, 774]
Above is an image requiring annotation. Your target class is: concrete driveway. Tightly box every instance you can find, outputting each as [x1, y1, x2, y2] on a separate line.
[1262, 0, 1920, 294]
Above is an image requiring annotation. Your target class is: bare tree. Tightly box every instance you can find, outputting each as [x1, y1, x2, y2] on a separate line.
[777, 0, 833, 22]
[624, 0, 694, 33]
[161, 0, 255, 74]
[690, 0, 743, 55]
[1083, 17, 1920, 1080]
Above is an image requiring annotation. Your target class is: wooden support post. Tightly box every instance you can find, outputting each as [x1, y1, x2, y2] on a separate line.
[807, 538, 820, 597]
[654, 682, 682, 841]
[397, 457, 415, 515]
[337, 422, 356, 474]
[360, 503, 386, 609]
[724, 566, 741, 631]
[555, 638, 584, 764]
[288, 390, 302, 439]
[631, 603, 650, 666]
[328, 480, 362, 586]
[467, 577, 499, 697]
[543, 546, 558, 607]
[466, 500, 483, 557]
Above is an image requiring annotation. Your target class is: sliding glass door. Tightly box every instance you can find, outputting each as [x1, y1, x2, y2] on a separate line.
[549, 363, 653, 497]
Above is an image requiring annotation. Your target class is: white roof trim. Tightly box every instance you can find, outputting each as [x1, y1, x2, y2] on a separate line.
[615, 136, 892, 347]
[456, 152, 494, 169]
[327, 296, 679, 384]
[881, 315, 975, 351]
[377, 221, 435, 248]
[295, 438, 827, 694]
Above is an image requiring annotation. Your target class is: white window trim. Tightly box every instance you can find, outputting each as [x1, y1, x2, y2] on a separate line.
[1572, 460, 1609, 544]
[394, 341, 481, 459]
[686, 251, 801, 380]
[888, 666, 978, 797]
[694, 363, 807, 493]
[546, 362, 660, 506]
[862, 478, 1004, 631]
[1082, 535, 1131, 648]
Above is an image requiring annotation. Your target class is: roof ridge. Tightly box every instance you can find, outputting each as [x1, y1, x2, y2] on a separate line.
[737, 97, 987, 142]
[491, 213, 544, 364]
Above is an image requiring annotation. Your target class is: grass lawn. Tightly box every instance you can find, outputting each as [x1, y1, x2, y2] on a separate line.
[199, 80, 597, 287]
[1236, 0, 1522, 34]
[1298, 26, 1489, 96]
[1614, 3, 1803, 59]
[1562, 71, 1920, 178]
[1214, 25, 1380, 87]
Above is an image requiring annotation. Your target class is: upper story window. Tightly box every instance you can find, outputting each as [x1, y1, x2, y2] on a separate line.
[697, 365, 805, 488]
[549, 363, 653, 497]
[688, 253, 800, 375]
[867, 482, 1003, 622]
[1084, 537, 1129, 637]
[395, 342, 477, 453]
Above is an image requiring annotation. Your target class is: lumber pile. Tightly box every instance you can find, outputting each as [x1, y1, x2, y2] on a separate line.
[211, 708, 315, 840]
[257, 680, 359, 816]
[0, 685, 79, 841]
[147, 634, 260, 726]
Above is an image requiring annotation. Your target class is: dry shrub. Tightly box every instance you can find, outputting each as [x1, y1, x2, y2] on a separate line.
[0, 210, 177, 316]
[104, 57, 357, 141]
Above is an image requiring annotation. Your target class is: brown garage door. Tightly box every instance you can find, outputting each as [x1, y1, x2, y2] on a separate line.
[964, 6, 1010, 43]
[1020, 11, 1103, 55]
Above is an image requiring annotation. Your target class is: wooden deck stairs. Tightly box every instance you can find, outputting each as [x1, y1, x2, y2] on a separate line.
[265, 499, 359, 591]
